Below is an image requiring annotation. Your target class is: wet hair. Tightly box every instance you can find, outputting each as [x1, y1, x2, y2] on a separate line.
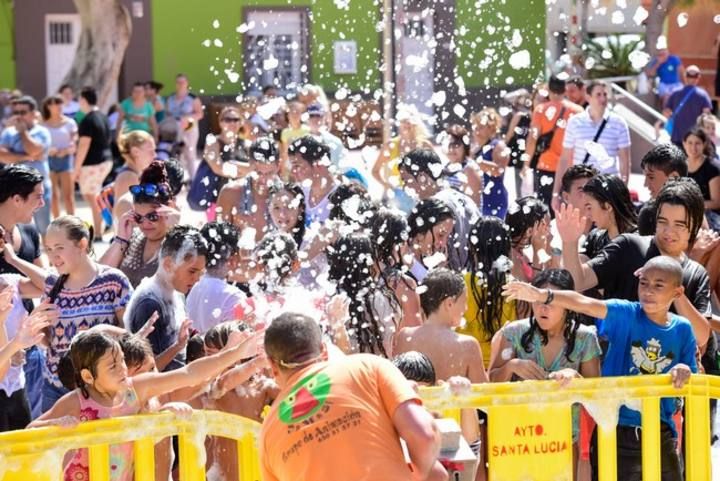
[255, 231, 298, 283]
[186, 335, 206, 363]
[79, 87, 98, 106]
[586, 80, 607, 96]
[264, 312, 323, 368]
[393, 351, 437, 385]
[160, 224, 209, 262]
[249, 137, 279, 164]
[10, 95, 37, 111]
[57, 353, 77, 390]
[407, 198, 454, 240]
[46, 216, 95, 303]
[445, 124, 471, 158]
[41, 94, 64, 120]
[506, 196, 548, 246]
[520, 269, 581, 363]
[419, 268, 465, 316]
[0, 165, 44, 203]
[567, 76, 585, 89]
[119, 130, 154, 158]
[640, 143, 688, 177]
[288, 135, 331, 166]
[205, 321, 252, 351]
[654, 177, 705, 244]
[371, 209, 410, 270]
[69, 331, 121, 398]
[268, 183, 306, 248]
[133, 161, 174, 205]
[399, 148, 444, 181]
[119, 334, 153, 371]
[560, 164, 598, 194]
[642, 256, 683, 287]
[163, 159, 185, 197]
[683, 127, 714, 158]
[201, 221, 240, 272]
[548, 75, 566, 95]
[582, 174, 638, 234]
[327, 234, 398, 357]
[467, 216, 512, 341]
[328, 182, 376, 228]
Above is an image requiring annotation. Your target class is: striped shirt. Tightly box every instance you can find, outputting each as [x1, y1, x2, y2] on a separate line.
[563, 108, 631, 175]
[44, 265, 133, 387]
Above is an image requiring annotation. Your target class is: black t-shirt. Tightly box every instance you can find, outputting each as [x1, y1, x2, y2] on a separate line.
[127, 295, 184, 371]
[637, 200, 656, 236]
[582, 228, 610, 261]
[0, 224, 41, 312]
[78, 110, 112, 166]
[688, 159, 720, 203]
[587, 234, 711, 317]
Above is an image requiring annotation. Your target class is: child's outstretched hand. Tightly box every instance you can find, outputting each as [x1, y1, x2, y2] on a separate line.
[548, 368, 581, 388]
[444, 376, 472, 396]
[226, 328, 265, 359]
[51, 415, 80, 429]
[161, 402, 193, 419]
[136, 311, 159, 339]
[0, 284, 15, 321]
[669, 364, 692, 389]
[502, 281, 545, 303]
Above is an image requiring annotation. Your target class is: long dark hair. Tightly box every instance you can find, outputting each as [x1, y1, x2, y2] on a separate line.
[520, 269, 581, 363]
[371, 209, 409, 272]
[268, 183, 306, 248]
[683, 127, 713, 159]
[582, 174, 638, 235]
[69, 331, 120, 398]
[467, 216, 512, 341]
[327, 234, 398, 358]
[506, 196, 548, 247]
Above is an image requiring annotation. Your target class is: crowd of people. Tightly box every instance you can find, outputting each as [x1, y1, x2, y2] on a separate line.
[0, 67, 719, 481]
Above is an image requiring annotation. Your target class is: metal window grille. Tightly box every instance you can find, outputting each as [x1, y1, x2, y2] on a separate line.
[49, 22, 73, 45]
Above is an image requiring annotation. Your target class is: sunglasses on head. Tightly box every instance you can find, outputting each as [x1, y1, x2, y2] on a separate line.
[133, 211, 160, 224]
[222, 117, 242, 123]
[130, 183, 170, 198]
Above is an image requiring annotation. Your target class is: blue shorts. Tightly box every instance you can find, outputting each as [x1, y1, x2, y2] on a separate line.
[48, 155, 73, 173]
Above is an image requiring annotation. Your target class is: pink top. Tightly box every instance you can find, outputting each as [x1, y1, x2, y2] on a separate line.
[63, 381, 141, 481]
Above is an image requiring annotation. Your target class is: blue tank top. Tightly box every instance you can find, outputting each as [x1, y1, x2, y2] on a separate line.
[477, 138, 508, 220]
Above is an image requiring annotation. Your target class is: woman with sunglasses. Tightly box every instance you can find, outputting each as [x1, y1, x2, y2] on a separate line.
[110, 130, 157, 224]
[100, 161, 181, 287]
[41, 95, 78, 218]
[200, 106, 253, 219]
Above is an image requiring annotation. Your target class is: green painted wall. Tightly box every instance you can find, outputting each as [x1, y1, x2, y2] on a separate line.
[455, 0, 545, 88]
[0, 0, 15, 89]
[151, 0, 383, 96]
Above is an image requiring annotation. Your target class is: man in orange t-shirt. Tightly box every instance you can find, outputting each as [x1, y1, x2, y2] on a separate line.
[260, 312, 447, 481]
[525, 75, 583, 211]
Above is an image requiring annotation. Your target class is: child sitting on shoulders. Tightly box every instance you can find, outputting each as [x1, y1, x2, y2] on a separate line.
[503, 256, 696, 481]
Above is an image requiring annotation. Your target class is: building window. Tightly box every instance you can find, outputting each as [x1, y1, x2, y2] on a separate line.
[243, 10, 309, 94]
[49, 22, 73, 45]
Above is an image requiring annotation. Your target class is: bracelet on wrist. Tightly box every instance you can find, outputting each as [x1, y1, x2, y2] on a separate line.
[113, 236, 129, 246]
[544, 289, 554, 305]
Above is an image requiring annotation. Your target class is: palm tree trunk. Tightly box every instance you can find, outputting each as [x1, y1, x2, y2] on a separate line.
[61, 0, 132, 109]
[644, 0, 678, 56]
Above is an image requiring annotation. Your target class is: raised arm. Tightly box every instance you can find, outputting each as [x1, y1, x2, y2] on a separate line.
[502, 281, 608, 320]
[132, 330, 262, 404]
[393, 400, 446, 481]
[2, 243, 49, 291]
[556, 203, 599, 291]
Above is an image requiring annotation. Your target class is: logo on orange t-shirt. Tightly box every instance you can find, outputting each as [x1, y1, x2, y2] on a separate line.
[278, 372, 331, 424]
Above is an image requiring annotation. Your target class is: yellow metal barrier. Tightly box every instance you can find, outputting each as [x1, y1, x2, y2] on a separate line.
[0, 410, 262, 481]
[0, 375, 717, 481]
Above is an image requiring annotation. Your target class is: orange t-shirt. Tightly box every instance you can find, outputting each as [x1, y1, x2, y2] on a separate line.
[260, 354, 420, 481]
[532, 100, 583, 172]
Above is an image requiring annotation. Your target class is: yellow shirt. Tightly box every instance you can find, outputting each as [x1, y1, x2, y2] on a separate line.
[457, 271, 517, 368]
[281, 125, 310, 145]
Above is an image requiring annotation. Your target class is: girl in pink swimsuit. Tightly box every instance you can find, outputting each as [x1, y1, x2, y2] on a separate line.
[29, 328, 261, 480]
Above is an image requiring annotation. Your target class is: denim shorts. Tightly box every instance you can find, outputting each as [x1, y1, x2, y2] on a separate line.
[49, 155, 73, 173]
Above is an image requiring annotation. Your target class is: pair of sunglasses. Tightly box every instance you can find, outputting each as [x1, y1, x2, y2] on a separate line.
[221, 117, 242, 123]
[130, 183, 170, 198]
[133, 211, 160, 224]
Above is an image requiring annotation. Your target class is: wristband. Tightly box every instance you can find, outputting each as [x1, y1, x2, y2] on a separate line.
[544, 289, 554, 305]
[113, 236, 129, 245]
